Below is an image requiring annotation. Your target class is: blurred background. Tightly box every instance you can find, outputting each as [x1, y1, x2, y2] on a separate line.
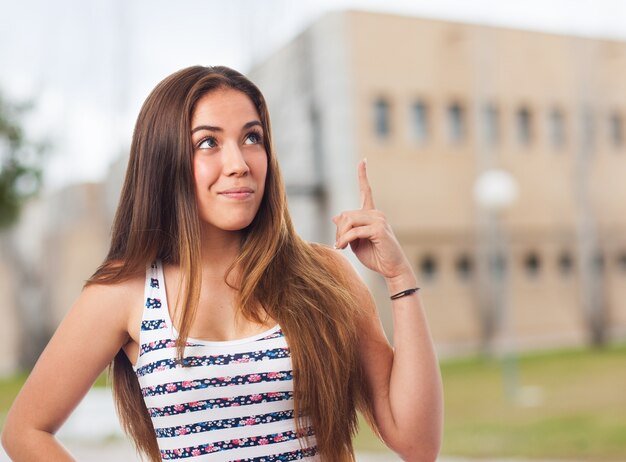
[1, 0, 625, 460]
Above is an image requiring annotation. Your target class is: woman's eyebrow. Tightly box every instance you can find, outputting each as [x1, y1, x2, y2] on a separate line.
[191, 124, 221, 134]
[191, 120, 262, 134]
[243, 120, 262, 130]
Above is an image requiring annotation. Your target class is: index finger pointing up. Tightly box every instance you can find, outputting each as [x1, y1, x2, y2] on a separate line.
[358, 158, 376, 210]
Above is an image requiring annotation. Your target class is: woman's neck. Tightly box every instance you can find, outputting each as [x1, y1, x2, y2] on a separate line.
[198, 227, 242, 280]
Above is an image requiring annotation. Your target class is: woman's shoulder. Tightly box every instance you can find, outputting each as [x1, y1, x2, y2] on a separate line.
[81, 261, 147, 313]
[50, 262, 149, 343]
[83, 272, 145, 299]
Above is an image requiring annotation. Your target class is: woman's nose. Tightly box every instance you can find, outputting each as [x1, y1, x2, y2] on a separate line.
[222, 141, 250, 176]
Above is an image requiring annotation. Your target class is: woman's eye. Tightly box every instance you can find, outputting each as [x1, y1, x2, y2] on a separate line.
[198, 137, 217, 149]
[244, 132, 262, 145]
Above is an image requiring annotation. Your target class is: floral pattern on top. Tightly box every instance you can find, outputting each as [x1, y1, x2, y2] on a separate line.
[136, 347, 290, 377]
[142, 370, 292, 397]
[148, 391, 293, 419]
[146, 297, 162, 309]
[160, 428, 315, 460]
[154, 410, 294, 438]
[141, 319, 167, 331]
[257, 329, 284, 341]
[240, 447, 318, 462]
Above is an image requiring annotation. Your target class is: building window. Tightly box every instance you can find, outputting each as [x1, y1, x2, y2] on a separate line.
[558, 251, 574, 276]
[482, 103, 499, 145]
[456, 254, 474, 281]
[420, 255, 438, 281]
[411, 101, 429, 143]
[374, 98, 390, 139]
[516, 106, 533, 146]
[549, 108, 566, 148]
[524, 251, 541, 277]
[610, 112, 623, 148]
[447, 102, 465, 144]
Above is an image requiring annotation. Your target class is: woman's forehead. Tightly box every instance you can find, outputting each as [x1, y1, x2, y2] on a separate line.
[192, 88, 259, 125]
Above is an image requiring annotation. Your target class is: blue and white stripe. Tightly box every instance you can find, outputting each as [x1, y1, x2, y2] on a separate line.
[133, 260, 318, 461]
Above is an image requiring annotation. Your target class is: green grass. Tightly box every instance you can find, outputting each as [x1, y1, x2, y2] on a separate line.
[357, 345, 626, 461]
[2, 346, 625, 459]
[0, 370, 109, 428]
[354, 343, 626, 460]
[0, 371, 29, 420]
[441, 345, 626, 460]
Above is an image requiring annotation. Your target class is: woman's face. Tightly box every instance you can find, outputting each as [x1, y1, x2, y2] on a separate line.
[190, 88, 268, 235]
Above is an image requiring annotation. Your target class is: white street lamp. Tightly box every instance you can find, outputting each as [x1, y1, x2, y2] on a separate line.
[474, 167, 521, 402]
[473, 168, 519, 212]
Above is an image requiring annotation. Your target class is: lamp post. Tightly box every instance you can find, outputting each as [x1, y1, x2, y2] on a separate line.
[474, 168, 519, 401]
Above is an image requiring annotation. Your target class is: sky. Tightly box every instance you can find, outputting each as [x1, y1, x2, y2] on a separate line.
[2, 0, 626, 191]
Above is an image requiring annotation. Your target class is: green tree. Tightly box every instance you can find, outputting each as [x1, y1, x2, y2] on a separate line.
[0, 93, 45, 228]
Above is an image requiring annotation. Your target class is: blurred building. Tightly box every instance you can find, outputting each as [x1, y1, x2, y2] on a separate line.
[3, 10, 626, 372]
[40, 182, 111, 327]
[249, 10, 626, 355]
[0, 176, 117, 371]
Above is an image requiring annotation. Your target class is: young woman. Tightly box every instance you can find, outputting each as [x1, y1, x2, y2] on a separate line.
[2, 66, 443, 461]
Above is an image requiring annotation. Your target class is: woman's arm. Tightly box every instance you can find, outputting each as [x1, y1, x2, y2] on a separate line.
[1, 278, 141, 461]
[332, 159, 443, 461]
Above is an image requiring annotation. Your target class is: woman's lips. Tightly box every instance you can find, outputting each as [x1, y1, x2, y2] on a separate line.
[218, 187, 254, 199]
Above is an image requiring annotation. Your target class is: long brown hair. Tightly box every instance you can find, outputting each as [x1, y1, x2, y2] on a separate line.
[86, 66, 375, 461]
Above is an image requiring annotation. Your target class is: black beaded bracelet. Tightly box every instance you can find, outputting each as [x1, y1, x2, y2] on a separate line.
[389, 287, 420, 300]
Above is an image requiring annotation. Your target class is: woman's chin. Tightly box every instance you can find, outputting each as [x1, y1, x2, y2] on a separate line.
[201, 219, 255, 233]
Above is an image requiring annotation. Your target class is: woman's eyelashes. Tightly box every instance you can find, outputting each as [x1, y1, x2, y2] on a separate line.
[244, 130, 263, 145]
[197, 136, 218, 149]
[196, 130, 263, 150]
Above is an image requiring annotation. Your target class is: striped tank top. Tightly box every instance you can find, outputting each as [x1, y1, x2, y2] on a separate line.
[133, 260, 318, 461]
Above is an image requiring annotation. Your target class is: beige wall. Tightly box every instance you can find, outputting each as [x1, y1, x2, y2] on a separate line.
[349, 12, 626, 230]
[346, 11, 626, 352]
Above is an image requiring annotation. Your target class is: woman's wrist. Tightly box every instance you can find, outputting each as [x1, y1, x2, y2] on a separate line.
[384, 270, 419, 295]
